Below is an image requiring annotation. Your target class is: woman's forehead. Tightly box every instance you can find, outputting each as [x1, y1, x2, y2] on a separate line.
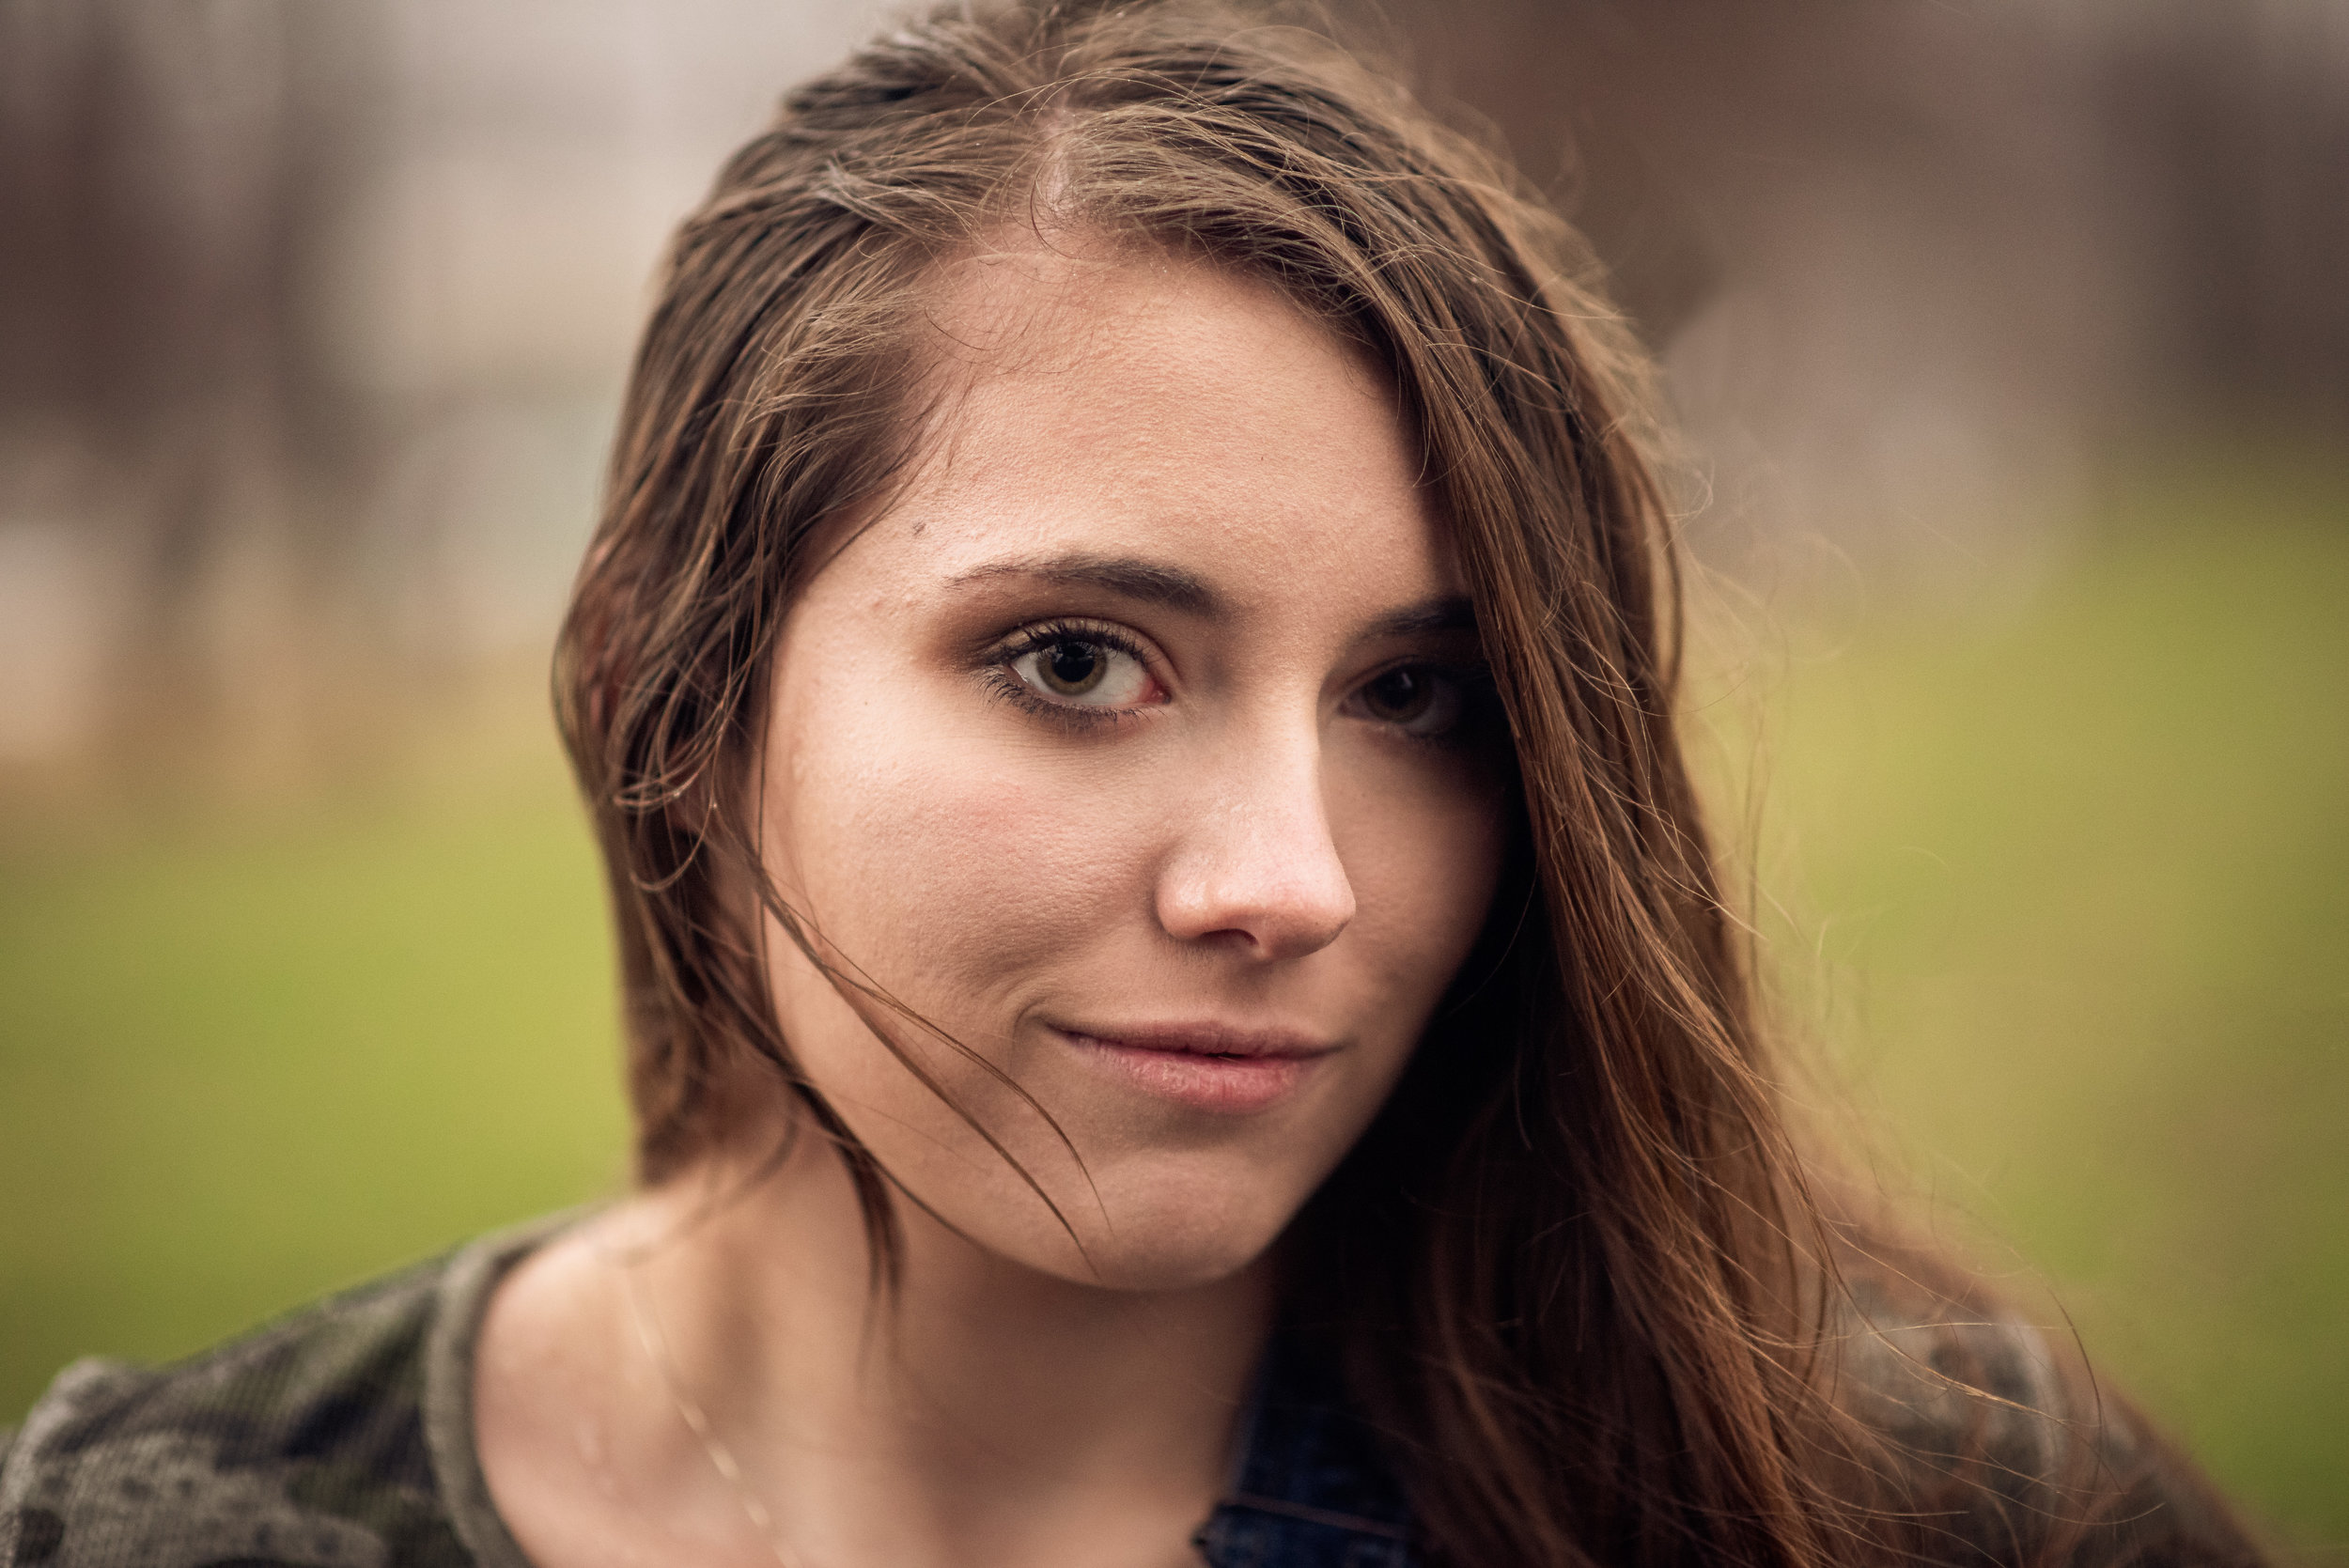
[863, 248, 1450, 613]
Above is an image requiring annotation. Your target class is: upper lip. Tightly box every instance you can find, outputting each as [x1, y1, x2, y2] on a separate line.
[1050, 1022, 1340, 1060]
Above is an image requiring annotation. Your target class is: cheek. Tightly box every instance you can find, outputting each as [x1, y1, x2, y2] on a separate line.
[768, 700, 1159, 1024]
[1329, 756, 1511, 1008]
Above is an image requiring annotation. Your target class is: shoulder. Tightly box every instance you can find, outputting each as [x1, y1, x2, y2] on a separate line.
[0, 1244, 503, 1568]
[1834, 1270, 2265, 1568]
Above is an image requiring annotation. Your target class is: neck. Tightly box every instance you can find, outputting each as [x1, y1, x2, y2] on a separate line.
[582, 1134, 1274, 1565]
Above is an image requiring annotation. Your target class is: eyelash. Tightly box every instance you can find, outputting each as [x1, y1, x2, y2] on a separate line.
[983, 618, 1162, 729]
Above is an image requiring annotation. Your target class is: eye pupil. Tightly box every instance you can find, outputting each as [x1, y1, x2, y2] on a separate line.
[1042, 641, 1103, 693]
[1365, 667, 1432, 722]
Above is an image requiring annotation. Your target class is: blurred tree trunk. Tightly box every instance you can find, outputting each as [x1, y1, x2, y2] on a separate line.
[2106, 0, 2349, 438]
[1356, 0, 2348, 568]
[0, 0, 369, 778]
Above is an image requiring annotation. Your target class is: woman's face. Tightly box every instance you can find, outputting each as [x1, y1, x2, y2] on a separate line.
[755, 244, 1510, 1291]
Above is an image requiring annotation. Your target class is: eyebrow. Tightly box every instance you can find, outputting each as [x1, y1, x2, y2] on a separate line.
[1361, 595, 1478, 643]
[943, 552, 1225, 616]
[943, 551, 1478, 644]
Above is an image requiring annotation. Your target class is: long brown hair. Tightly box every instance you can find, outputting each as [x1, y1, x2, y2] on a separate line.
[554, 5, 2252, 1565]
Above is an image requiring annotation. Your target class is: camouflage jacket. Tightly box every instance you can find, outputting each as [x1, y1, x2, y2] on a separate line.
[0, 1221, 547, 1568]
[0, 1219, 2263, 1568]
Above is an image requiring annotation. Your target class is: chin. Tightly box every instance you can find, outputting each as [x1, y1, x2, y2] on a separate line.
[1064, 1241, 1275, 1295]
[1046, 1181, 1295, 1295]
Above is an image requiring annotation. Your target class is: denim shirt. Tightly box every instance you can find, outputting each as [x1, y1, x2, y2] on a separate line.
[1193, 1342, 1420, 1568]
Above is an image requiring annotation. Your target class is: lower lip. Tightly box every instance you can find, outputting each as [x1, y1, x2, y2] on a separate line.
[1058, 1032, 1325, 1114]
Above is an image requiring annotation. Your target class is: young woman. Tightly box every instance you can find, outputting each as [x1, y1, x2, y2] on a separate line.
[0, 5, 2265, 1566]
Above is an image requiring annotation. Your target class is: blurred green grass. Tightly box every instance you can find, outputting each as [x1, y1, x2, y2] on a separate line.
[1732, 467, 2349, 1546]
[0, 772, 630, 1420]
[1, 472, 2342, 1545]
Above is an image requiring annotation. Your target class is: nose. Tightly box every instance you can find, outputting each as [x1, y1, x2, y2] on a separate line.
[1154, 730, 1356, 961]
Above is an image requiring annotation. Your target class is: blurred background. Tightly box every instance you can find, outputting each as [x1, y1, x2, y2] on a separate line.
[1, 0, 2342, 1547]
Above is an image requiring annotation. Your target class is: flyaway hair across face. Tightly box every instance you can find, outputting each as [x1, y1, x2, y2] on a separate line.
[553, 6, 2259, 1567]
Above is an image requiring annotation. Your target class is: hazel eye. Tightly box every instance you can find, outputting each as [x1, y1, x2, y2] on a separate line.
[1349, 664, 1465, 737]
[1010, 638, 1155, 706]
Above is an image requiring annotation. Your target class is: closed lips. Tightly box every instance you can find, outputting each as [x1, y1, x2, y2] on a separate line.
[1052, 1024, 1336, 1059]
[1050, 1023, 1339, 1113]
